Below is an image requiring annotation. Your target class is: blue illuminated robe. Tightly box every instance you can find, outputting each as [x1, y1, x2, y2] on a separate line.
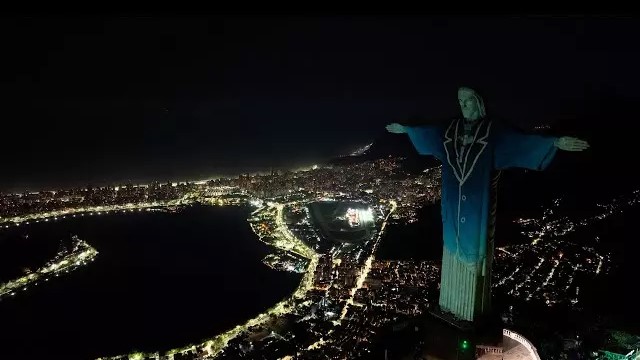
[406, 118, 558, 320]
[407, 118, 557, 264]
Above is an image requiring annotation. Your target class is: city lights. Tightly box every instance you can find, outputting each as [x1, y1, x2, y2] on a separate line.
[1, 157, 634, 360]
[0, 236, 98, 300]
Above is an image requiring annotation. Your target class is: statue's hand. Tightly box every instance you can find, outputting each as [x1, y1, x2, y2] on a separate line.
[386, 123, 407, 134]
[554, 136, 590, 151]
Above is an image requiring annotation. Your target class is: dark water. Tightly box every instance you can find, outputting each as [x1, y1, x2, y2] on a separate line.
[0, 205, 301, 360]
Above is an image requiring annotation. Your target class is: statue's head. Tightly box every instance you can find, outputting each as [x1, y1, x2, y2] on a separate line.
[458, 86, 486, 121]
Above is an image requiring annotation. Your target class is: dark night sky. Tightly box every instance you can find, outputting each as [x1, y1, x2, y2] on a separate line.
[1, 15, 640, 192]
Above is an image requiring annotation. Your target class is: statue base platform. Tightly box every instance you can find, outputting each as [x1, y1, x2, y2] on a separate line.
[374, 309, 503, 359]
[427, 305, 503, 332]
[428, 306, 475, 331]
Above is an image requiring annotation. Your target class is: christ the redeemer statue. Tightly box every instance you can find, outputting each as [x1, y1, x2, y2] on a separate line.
[386, 87, 589, 322]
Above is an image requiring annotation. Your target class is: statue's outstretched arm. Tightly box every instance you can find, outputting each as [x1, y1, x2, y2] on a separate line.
[494, 127, 558, 171]
[386, 122, 443, 160]
[386, 123, 406, 134]
[554, 136, 590, 152]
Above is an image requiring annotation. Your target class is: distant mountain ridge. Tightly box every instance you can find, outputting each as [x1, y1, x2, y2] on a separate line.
[328, 131, 439, 172]
[328, 91, 639, 198]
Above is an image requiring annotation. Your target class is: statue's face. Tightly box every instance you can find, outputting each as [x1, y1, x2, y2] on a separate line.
[458, 89, 481, 121]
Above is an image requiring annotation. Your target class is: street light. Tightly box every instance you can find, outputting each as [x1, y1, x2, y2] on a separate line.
[460, 339, 470, 351]
[456, 337, 471, 360]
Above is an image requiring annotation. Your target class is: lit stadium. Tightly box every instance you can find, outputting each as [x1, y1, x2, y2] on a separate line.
[307, 201, 377, 244]
[343, 207, 374, 227]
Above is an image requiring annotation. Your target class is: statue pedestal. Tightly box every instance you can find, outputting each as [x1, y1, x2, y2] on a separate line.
[376, 311, 503, 359]
[429, 305, 474, 331]
[428, 303, 502, 332]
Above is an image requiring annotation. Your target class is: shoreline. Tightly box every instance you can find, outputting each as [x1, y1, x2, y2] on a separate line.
[97, 201, 319, 360]
[0, 235, 99, 301]
[0, 200, 191, 228]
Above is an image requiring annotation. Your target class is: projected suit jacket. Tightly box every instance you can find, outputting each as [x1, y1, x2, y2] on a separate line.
[405, 118, 558, 265]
